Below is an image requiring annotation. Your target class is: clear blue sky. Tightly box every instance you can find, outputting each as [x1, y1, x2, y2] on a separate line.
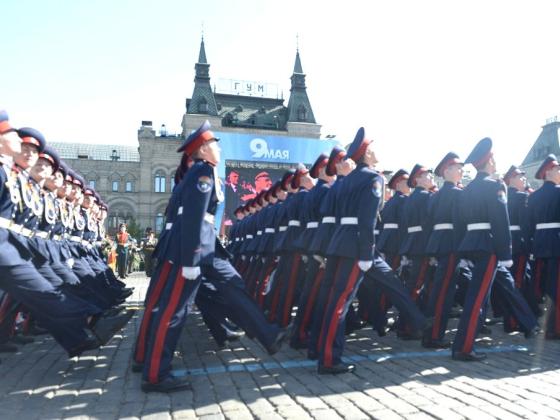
[3, 0, 560, 173]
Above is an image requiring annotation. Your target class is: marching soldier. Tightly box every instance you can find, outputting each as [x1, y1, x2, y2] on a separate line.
[422, 152, 465, 348]
[526, 155, 560, 339]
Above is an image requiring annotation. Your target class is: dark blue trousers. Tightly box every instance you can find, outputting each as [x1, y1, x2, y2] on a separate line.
[424, 254, 458, 341]
[142, 263, 201, 384]
[544, 258, 560, 336]
[290, 257, 323, 347]
[362, 255, 427, 334]
[202, 258, 280, 349]
[452, 254, 497, 355]
[307, 257, 338, 359]
[318, 257, 363, 368]
[0, 262, 99, 353]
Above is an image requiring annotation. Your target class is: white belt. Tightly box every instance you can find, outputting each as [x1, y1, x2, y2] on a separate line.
[246, 234, 254, 239]
[177, 206, 183, 215]
[434, 223, 453, 231]
[166, 222, 172, 230]
[21, 227, 33, 237]
[340, 217, 358, 225]
[0, 217, 11, 229]
[235, 237, 240, 242]
[70, 235, 82, 243]
[536, 222, 560, 230]
[467, 223, 491, 231]
[509, 225, 521, 231]
[257, 230, 263, 236]
[383, 223, 398, 229]
[204, 213, 215, 224]
[374, 230, 380, 235]
[265, 228, 275, 233]
[34, 231, 49, 239]
[408, 226, 422, 233]
[288, 220, 301, 227]
[279, 226, 287, 232]
[53, 234, 62, 241]
[306, 222, 319, 229]
[322, 216, 336, 224]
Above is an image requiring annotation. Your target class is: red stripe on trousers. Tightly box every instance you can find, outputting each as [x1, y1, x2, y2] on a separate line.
[514, 255, 526, 289]
[148, 268, 186, 384]
[282, 254, 301, 326]
[535, 259, 543, 299]
[556, 258, 560, 334]
[299, 267, 325, 341]
[412, 259, 429, 301]
[324, 263, 361, 367]
[462, 255, 496, 354]
[258, 262, 277, 307]
[318, 259, 343, 351]
[0, 295, 12, 324]
[432, 254, 456, 340]
[135, 261, 173, 363]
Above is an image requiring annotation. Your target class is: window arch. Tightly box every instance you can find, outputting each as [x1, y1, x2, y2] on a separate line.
[154, 170, 166, 193]
[297, 105, 307, 122]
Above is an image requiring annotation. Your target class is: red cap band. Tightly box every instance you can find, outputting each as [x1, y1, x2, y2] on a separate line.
[21, 136, 40, 148]
[0, 121, 12, 134]
[185, 130, 215, 155]
[472, 151, 493, 169]
[352, 138, 372, 161]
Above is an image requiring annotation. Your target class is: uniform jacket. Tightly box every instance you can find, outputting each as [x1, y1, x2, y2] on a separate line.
[507, 187, 529, 255]
[425, 181, 464, 255]
[399, 187, 433, 256]
[377, 191, 407, 256]
[326, 163, 383, 260]
[526, 181, 560, 258]
[458, 171, 512, 261]
[294, 179, 330, 252]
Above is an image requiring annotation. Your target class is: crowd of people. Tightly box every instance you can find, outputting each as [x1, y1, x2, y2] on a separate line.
[0, 110, 135, 361]
[2, 110, 558, 395]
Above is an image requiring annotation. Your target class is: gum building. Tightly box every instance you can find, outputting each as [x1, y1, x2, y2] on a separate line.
[53, 38, 321, 234]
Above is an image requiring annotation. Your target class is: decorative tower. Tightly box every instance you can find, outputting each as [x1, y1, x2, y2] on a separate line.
[286, 49, 316, 124]
[182, 37, 221, 136]
[286, 48, 321, 138]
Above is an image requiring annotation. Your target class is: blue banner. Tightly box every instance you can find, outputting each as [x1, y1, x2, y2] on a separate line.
[216, 131, 341, 178]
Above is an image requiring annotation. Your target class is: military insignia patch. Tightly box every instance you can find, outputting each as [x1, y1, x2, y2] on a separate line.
[372, 180, 382, 197]
[197, 176, 213, 193]
[497, 190, 507, 203]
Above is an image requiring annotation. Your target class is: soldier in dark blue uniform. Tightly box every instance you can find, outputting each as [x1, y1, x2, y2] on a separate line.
[317, 128, 382, 374]
[526, 155, 560, 339]
[141, 121, 286, 392]
[377, 169, 409, 270]
[306, 146, 354, 360]
[0, 112, 132, 358]
[500, 165, 538, 329]
[290, 153, 334, 348]
[422, 152, 465, 348]
[398, 164, 435, 336]
[452, 137, 537, 361]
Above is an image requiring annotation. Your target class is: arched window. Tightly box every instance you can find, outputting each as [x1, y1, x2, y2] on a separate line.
[297, 105, 307, 122]
[154, 171, 166, 193]
[125, 181, 134, 192]
[155, 213, 164, 233]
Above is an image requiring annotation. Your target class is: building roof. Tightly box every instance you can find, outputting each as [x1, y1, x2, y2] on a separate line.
[50, 142, 140, 162]
[521, 120, 560, 165]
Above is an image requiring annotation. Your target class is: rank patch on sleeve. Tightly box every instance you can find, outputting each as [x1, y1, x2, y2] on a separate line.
[497, 190, 507, 203]
[372, 180, 382, 197]
[197, 176, 213, 193]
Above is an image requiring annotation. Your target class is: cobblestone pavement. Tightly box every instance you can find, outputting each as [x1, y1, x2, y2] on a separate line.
[1, 272, 559, 420]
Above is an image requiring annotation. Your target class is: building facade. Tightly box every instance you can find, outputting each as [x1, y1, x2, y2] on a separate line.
[53, 38, 322, 235]
[520, 116, 560, 187]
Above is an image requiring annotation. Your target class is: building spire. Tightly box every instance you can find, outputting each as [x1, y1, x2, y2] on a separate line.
[187, 36, 218, 116]
[198, 36, 207, 64]
[286, 47, 316, 123]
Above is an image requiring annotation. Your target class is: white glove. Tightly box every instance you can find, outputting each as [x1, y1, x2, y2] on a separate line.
[301, 255, 309, 263]
[400, 256, 409, 266]
[429, 257, 438, 266]
[498, 260, 513, 268]
[313, 255, 326, 268]
[182, 266, 201, 280]
[458, 259, 472, 269]
[66, 258, 75, 269]
[358, 260, 373, 272]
